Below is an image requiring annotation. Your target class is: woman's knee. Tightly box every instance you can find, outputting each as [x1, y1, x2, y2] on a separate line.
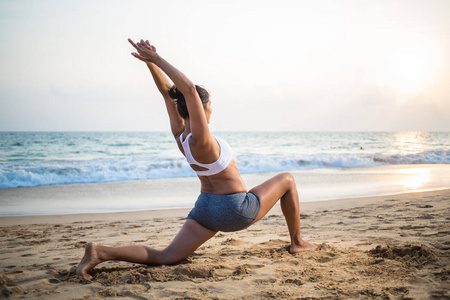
[280, 172, 296, 188]
[158, 248, 187, 265]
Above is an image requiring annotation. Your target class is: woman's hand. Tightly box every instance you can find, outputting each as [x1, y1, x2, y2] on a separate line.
[128, 38, 158, 63]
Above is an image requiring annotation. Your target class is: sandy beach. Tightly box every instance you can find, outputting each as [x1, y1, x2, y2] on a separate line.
[1, 189, 449, 299]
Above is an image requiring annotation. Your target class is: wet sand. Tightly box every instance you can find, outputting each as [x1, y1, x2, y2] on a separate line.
[1, 189, 449, 299]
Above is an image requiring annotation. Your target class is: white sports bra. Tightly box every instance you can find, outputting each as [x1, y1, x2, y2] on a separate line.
[180, 132, 233, 176]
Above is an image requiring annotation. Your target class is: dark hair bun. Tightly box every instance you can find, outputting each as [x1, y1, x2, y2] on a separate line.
[167, 84, 210, 120]
[168, 85, 183, 99]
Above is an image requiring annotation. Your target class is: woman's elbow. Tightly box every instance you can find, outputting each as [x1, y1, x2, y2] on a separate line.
[184, 85, 197, 95]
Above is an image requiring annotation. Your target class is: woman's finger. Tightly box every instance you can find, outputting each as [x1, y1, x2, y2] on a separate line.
[141, 40, 151, 50]
[131, 52, 146, 61]
[128, 38, 140, 50]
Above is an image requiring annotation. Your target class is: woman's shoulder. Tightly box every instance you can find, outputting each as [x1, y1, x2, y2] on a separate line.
[188, 132, 216, 145]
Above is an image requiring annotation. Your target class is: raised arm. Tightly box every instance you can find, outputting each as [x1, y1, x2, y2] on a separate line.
[146, 61, 171, 96]
[130, 40, 184, 137]
[146, 61, 185, 137]
[128, 39, 211, 145]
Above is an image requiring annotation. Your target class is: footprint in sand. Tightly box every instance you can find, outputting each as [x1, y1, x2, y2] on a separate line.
[221, 238, 243, 246]
[418, 214, 435, 219]
[253, 278, 277, 284]
[58, 238, 74, 242]
[283, 278, 303, 285]
[126, 225, 142, 229]
[74, 241, 87, 248]
[416, 204, 433, 208]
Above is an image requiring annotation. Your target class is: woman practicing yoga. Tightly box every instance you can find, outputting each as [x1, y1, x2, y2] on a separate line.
[76, 38, 317, 280]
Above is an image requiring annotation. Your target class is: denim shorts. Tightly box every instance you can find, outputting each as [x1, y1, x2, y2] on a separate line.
[187, 192, 261, 232]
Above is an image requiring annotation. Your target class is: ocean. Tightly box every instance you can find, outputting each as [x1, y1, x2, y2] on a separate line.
[1, 131, 449, 189]
[1, 131, 450, 216]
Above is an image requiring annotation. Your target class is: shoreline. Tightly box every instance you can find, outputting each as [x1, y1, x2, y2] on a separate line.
[1, 164, 449, 217]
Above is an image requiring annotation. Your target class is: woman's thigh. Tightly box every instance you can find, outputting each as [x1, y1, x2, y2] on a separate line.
[248, 172, 295, 224]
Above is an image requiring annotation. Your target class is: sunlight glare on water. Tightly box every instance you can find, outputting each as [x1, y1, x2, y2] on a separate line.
[393, 133, 434, 191]
[393, 132, 428, 154]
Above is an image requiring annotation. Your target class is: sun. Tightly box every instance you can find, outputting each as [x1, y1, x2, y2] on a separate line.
[380, 40, 440, 94]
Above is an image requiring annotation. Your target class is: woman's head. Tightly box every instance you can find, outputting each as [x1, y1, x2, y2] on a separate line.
[168, 85, 210, 120]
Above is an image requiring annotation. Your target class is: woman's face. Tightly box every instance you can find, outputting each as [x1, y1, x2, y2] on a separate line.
[205, 100, 213, 124]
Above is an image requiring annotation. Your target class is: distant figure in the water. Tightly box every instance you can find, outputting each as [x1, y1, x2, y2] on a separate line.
[77, 38, 317, 280]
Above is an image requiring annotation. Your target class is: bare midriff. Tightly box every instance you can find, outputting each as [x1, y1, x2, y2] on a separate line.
[197, 160, 247, 194]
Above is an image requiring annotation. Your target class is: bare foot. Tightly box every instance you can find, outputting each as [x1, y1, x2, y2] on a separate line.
[289, 239, 319, 253]
[76, 242, 102, 280]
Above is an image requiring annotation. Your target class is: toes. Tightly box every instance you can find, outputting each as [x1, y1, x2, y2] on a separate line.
[77, 270, 92, 280]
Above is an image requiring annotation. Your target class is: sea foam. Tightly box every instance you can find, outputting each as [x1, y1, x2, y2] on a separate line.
[1, 149, 449, 188]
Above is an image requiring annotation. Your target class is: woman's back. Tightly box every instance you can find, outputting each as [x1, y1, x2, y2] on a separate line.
[176, 131, 247, 194]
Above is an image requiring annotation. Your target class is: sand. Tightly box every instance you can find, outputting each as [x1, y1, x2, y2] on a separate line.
[1, 189, 449, 299]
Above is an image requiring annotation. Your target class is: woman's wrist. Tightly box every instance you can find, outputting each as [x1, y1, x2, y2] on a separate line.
[151, 54, 164, 66]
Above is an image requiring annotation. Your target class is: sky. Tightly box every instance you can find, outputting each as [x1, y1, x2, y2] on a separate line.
[0, 0, 449, 132]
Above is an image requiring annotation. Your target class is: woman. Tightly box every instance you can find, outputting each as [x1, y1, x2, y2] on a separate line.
[76, 38, 317, 280]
